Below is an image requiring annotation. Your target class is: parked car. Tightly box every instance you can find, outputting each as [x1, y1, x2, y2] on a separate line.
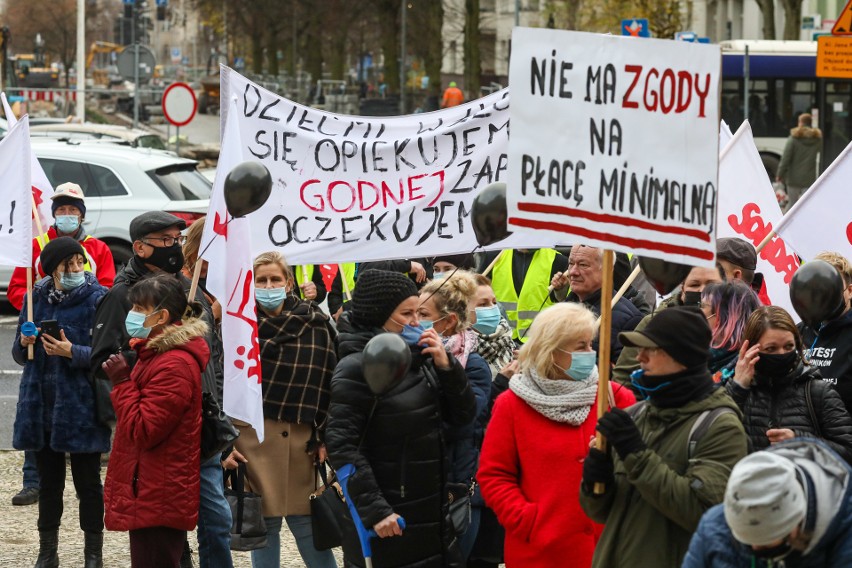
[0, 139, 211, 302]
[29, 123, 167, 150]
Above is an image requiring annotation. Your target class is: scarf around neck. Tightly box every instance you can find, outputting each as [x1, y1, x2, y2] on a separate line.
[475, 319, 515, 372]
[510, 366, 600, 425]
[443, 328, 479, 367]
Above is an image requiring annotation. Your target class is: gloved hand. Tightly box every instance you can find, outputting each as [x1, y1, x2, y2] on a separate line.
[102, 353, 132, 386]
[582, 447, 614, 493]
[596, 407, 646, 461]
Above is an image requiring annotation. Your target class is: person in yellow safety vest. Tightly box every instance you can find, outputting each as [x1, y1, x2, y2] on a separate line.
[7, 183, 116, 312]
[290, 264, 327, 303]
[328, 262, 357, 321]
[486, 248, 568, 343]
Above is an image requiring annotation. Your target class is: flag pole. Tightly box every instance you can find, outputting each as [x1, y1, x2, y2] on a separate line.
[481, 249, 505, 277]
[610, 264, 641, 309]
[301, 265, 310, 298]
[755, 230, 775, 254]
[594, 249, 615, 495]
[188, 259, 204, 302]
[26, 196, 46, 361]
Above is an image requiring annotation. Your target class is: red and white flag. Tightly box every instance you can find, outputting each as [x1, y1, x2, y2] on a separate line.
[200, 100, 264, 442]
[774, 140, 852, 262]
[718, 121, 799, 318]
[2, 93, 54, 236]
[0, 117, 35, 267]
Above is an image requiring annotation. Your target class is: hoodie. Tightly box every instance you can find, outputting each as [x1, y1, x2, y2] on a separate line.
[800, 309, 852, 413]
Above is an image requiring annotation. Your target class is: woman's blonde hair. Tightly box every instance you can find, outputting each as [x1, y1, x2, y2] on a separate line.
[518, 303, 599, 378]
[253, 251, 294, 283]
[814, 251, 852, 287]
[419, 270, 478, 331]
[182, 216, 206, 273]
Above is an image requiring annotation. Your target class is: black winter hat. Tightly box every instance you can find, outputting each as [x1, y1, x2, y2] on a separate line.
[351, 269, 418, 329]
[618, 306, 712, 369]
[129, 211, 187, 242]
[40, 236, 85, 276]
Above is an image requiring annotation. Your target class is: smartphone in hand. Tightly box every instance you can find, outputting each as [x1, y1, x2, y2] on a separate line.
[40, 320, 61, 340]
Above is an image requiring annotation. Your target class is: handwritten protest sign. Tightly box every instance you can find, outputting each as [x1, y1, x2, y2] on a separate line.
[718, 121, 799, 319]
[506, 29, 720, 266]
[0, 118, 33, 267]
[219, 67, 549, 264]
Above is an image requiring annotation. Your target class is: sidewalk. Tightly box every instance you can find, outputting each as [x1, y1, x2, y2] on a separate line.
[0, 450, 343, 567]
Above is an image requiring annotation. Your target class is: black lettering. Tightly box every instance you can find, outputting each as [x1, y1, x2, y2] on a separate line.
[559, 61, 573, 98]
[462, 127, 481, 157]
[394, 138, 416, 171]
[367, 212, 388, 241]
[258, 98, 281, 121]
[417, 136, 440, 166]
[268, 215, 292, 246]
[488, 120, 510, 144]
[243, 84, 261, 117]
[315, 140, 340, 172]
[249, 130, 271, 159]
[392, 209, 415, 241]
[315, 217, 336, 242]
[457, 200, 471, 233]
[292, 217, 310, 244]
[450, 160, 473, 193]
[416, 206, 439, 245]
[297, 110, 316, 132]
[437, 201, 454, 238]
[341, 216, 362, 243]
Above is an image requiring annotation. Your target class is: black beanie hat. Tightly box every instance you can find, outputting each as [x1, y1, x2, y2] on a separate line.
[351, 269, 419, 329]
[619, 306, 712, 369]
[40, 236, 85, 276]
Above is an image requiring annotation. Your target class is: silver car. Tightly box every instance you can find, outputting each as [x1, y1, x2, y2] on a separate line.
[0, 139, 211, 302]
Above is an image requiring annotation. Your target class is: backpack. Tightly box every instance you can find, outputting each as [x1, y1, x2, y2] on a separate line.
[626, 401, 736, 459]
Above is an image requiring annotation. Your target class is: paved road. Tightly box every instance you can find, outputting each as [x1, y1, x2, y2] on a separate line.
[151, 112, 221, 147]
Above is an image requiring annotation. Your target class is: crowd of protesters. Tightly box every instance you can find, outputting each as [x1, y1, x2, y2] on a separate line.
[9, 192, 852, 568]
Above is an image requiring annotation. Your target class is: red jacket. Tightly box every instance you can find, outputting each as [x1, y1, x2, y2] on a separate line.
[104, 318, 209, 532]
[478, 380, 635, 568]
[7, 226, 116, 310]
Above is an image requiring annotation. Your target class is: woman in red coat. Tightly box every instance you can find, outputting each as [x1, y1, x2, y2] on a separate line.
[102, 274, 209, 567]
[478, 302, 635, 568]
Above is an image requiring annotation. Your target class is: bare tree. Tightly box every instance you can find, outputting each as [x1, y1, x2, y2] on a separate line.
[754, 0, 776, 39]
[780, 0, 803, 40]
[463, 0, 480, 98]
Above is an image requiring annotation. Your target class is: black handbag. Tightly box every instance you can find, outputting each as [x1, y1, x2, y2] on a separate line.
[92, 377, 116, 429]
[200, 392, 239, 461]
[309, 461, 347, 550]
[448, 481, 474, 536]
[224, 463, 268, 551]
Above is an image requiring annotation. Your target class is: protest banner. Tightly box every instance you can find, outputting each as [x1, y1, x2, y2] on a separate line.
[0, 118, 34, 268]
[717, 121, 799, 318]
[200, 100, 265, 442]
[506, 28, 720, 267]
[218, 67, 548, 264]
[2, 94, 54, 236]
[774, 140, 852, 261]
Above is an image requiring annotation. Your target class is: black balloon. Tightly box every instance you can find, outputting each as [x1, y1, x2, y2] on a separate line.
[362, 333, 412, 396]
[638, 257, 693, 295]
[790, 260, 846, 328]
[471, 182, 512, 246]
[224, 161, 273, 217]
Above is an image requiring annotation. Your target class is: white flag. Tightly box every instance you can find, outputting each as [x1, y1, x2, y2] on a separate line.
[718, 121, 799, 318]
[774, 141, 852, 262]
[720, 120, 734, 153]
[200, 99, 265, 442]
[0, 118, 34, 266]
[2, 93, 54, 237]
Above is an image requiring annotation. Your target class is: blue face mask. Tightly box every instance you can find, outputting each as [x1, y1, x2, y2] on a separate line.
[565, 351, 597, 381]
[125, 310, 159, 339]
[59, 271, 86, 290]
[629, 369, 673, 400]
[433, 271, 446, 280]
[55, 215, 80, 234]
[473, 305, 501, 336]
[420, 319, 434, 330]
[399, 324, 426, 346]
[255, 287, 287, 310]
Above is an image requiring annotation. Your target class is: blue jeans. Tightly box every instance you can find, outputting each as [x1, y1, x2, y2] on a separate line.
[23, 450, 39, 489]
[197, 456, 234, 568]
[251, 515, 337, 568]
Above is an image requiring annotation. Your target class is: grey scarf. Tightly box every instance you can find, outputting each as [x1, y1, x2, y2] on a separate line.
[509, 366, 599, 425]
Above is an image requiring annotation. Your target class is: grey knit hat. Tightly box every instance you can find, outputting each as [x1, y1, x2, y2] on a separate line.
[724, 452, 806, 546]
[351, 269, 418, 329]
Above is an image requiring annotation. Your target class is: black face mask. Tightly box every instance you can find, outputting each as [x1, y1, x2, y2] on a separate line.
[682, 291, 702, 307]
[139, 243, 184, 274]
[755, 351, 798, 378]
[751, 540, 793, 560]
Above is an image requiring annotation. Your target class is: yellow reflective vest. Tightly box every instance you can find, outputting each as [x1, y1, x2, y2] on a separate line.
[293, 264, 315, 298]
[491, 249, 557, 342]
[339, 263, 356, 301]
[36, 233, 94, 274]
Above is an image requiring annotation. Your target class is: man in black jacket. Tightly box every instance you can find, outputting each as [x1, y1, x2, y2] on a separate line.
[550, 245, 643, 363]
[90, 211, 234, 568]
[800, 252, 852, 413]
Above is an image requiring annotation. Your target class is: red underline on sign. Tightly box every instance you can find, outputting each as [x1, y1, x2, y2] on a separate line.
[517, 202, 712, 242]
[508, 216, 715, 261]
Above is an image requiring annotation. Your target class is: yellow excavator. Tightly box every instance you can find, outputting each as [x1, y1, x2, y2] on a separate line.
[86, 41, 123, 87]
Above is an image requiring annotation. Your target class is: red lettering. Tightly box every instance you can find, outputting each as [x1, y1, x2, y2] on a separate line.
[327, 181, 356, 213]
[728, 202, 771, 245]
[694, 73, 711, 118]
[407, 173, 427, 203]
[659, 69, 676, 114]
[427, 170, 445, 207]
[729, 202, 799, 284]
[357, 181, 380, 211]
[622, 64, 642, 109]
[675, 71, 693, 113]
[643, 68, 659, 111]
[381, 180, 403, 208]
[299, 179, 324, 212]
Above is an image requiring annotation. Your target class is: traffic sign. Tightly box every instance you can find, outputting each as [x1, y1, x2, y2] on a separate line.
[162, 82, 197, 127]
[622, 19, 650, 38]
[833, 0, 852, 35]
[116, 45, 156, 83]
[675, 31, 697, 42]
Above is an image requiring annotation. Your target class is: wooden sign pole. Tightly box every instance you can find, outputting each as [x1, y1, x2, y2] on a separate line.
[481, 250, 505, 278]
[594, 249, 615, 495]
[340, 264, 352, 302]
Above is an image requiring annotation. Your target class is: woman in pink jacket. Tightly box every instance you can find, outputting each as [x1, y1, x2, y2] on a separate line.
[478, 302, 635, 568]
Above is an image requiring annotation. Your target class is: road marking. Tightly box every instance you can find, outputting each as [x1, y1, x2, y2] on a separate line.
[0, 370, 22, 375]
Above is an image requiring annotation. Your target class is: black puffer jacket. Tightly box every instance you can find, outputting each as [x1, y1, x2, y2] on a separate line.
[726, 363, 852, 463]
[326, 313, 476, 568]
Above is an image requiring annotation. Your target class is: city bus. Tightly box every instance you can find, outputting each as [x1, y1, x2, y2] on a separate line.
[720, 39, 852, 178]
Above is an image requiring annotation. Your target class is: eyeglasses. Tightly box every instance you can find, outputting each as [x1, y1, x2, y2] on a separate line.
[141, 235, 187, 247]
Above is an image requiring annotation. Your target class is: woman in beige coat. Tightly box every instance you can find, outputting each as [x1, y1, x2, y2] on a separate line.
[235, 251, 338, 568]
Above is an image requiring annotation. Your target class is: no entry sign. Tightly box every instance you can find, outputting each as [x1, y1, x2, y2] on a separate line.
[162, 82, 197, 127]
